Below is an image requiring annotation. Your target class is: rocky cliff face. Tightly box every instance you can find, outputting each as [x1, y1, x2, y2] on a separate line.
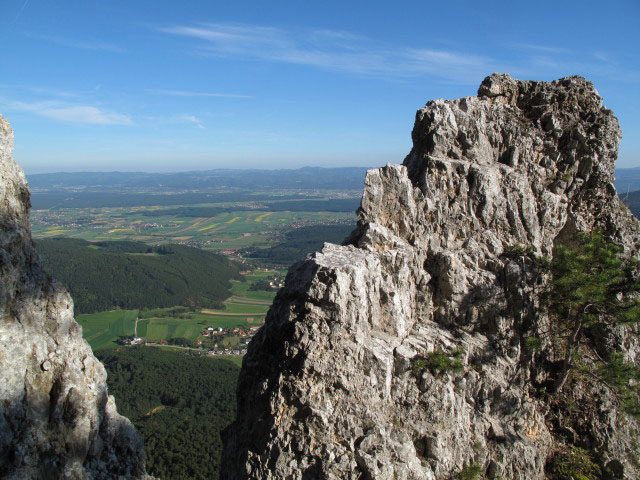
[0, 115, 148, 479]
[222, 75, 640, 479]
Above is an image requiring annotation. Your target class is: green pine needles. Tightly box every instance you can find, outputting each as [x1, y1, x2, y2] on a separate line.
[543, 230, 640, 415]
[458, 463, 485, 480]
[412, 347, 464, 377]
[548, 447, 601, 480]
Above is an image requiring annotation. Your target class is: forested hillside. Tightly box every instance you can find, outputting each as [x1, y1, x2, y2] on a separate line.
[244, 223, 355, 266]
[621, 190, 640, 219]
[97, 348, 239, 480]
[35, 238, 242, 313]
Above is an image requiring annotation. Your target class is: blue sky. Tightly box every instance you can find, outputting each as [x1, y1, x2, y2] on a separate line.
[1, 0, 639, 173]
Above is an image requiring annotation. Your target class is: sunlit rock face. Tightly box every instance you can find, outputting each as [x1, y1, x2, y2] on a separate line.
[0, 115, 149, 479]
[221, 75, 640, 479]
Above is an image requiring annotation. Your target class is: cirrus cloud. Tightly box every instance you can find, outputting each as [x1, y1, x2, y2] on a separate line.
[3, 100, 133, 125]
[158, 22, 503, 83]
[39, 105, 133, 125]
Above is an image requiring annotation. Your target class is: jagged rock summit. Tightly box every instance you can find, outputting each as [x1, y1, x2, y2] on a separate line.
[222, 74, 640, 479]
[0, 115, 149, 479]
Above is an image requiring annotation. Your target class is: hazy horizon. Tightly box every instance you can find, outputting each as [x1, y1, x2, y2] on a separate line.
[23, 165, 640, 178]
[25, 165, 375, 175]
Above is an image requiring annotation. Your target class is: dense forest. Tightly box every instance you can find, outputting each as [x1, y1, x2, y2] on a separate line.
[97, 348, 239, 480]
[245, 223, 356, 266]
[35, 238, 242, 313]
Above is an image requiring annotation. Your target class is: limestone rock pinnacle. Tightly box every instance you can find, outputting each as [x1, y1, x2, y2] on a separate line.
[0, 114, 149, 479]
[222, 75, 640, 479]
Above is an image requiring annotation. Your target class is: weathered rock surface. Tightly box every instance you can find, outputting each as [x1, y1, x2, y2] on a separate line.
[0, 115, 149, 479]
[222, 75, 640, 479]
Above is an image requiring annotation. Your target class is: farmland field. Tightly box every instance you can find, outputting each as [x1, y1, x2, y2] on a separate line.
[31, 202, 356, 252]
[32, 173, 358, 350]
[76, 269, 281, 350]
[230, 270, 283, 301]
[76, 310, 139, 351]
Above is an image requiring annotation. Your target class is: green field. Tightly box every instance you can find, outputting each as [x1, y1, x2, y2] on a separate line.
[77, 310, 139, 351]
[76, 269, 280, 351]
[229, 269, 284, 301]
[31, 204, 354, 253]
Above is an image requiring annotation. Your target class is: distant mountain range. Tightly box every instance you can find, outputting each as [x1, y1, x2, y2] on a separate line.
[614, 167, 640, 195]
[26, 166, 372, 191]
[621, 190, 640, 219]
[27, 166, 640, 193]
[25, 166, 640, 219]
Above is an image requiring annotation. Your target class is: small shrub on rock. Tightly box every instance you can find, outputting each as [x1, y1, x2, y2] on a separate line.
[458, 462, 485, 480]
[412, 347, 464, 377]
[548, 447, 601, 480]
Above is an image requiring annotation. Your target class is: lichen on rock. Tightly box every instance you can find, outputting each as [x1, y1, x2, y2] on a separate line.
[222, 75, 640, 479]
[0, 114, 149, 479]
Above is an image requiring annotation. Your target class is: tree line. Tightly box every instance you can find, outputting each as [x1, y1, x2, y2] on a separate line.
[35, 238, 242, 313]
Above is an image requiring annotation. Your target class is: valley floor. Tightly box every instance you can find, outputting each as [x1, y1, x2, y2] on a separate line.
[76, 268, 281, 352]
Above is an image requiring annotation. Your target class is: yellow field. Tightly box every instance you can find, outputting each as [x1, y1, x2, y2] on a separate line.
[254, 212, 274, 222]
[198, 223, 219, 232]
[226, 216, 241, 224]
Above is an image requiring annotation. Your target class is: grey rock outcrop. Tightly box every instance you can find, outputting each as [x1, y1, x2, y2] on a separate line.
[222, 75, 640, 479]
[0, 115, 148, 479]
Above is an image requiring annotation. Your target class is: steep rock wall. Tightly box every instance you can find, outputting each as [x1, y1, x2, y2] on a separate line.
[222, 75, 640, 479]
[0, 115, 148, 479]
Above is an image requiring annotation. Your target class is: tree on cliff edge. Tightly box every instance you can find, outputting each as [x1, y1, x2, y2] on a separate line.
[545, 230, 640, 414]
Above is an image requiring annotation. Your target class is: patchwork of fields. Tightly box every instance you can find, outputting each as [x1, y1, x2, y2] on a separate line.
[32, 183, 358, 351]
[76, 269, 280, 351]
[31, 203, 355, 252]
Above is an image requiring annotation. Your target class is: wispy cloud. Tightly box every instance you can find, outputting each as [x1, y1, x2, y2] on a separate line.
[513, 43, 574, 55]
[177, 114, 205, 129]
[148, 88, 251, 99]
[158, 23, 640, 86]
[158, 22, 502, 83]
[10, 0, 31, 26]
[27, 33, 124, 53]
[41, 105, 132, 125]
[4, 100, 133, 125]
[0, 84, 81, 99]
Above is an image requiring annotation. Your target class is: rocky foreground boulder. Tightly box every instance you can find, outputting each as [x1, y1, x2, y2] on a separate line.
[222, 75, 640, 479]
[0, 115, 149, 479]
